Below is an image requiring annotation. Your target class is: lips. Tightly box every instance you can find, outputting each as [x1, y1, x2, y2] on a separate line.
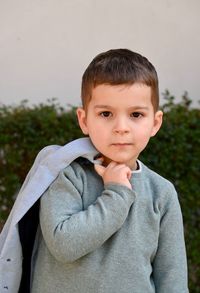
[111, 143, 133, 146]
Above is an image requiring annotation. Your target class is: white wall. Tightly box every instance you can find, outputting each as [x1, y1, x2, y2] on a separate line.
[0, 0, 199, 108]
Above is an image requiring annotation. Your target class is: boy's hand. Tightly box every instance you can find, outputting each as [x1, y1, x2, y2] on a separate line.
[94, 161, 132, 190]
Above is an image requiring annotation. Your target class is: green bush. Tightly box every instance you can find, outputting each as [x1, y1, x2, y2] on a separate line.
[0, 99, 83, 227]
[0, 93, 199, 292]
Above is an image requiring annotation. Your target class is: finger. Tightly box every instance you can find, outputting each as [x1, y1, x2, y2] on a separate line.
[107, 162, 127, 171]
[112, 164, 132, 178]
[127, 170, 132, 180]
[106, 161, 121, 170]
[96, 156, 104, 162]
[94, 164, 106, 177]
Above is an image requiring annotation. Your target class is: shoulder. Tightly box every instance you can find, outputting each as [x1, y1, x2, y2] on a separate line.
[140, 161, 178, 209]
[63, 158, 95, 177]
[54, 158, 96, 190]
[35, 145, 61, 164]
[141, 162, 175, 189]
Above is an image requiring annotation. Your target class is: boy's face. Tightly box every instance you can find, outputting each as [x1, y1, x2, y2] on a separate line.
[77, 83, 163, 169]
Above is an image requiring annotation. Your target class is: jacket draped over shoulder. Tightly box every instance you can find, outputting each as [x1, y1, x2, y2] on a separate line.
[0, 138, 98, 293]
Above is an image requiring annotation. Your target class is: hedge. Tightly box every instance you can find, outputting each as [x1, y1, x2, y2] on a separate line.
[0, 92, 200, 292]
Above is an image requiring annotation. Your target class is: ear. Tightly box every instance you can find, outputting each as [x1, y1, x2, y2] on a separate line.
[76, 107, 89, 135]
[150, 110, 163, 137]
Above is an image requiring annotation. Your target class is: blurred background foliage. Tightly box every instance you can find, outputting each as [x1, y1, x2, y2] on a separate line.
[0, 91, 199, 292]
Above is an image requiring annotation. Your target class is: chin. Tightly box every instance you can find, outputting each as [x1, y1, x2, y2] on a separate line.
[109, 156, 130, 164]
[100, 152, 134, 165]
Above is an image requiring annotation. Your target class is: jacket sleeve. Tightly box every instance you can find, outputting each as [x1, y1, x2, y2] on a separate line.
[39, 165, 135, 263]
[152, 185, 189, 293]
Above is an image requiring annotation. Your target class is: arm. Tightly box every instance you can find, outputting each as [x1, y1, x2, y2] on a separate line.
[152, 185, 189, 292]
[39, 163, 135, 263]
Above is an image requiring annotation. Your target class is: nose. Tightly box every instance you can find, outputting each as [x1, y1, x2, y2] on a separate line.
[112, 117, 130, 134]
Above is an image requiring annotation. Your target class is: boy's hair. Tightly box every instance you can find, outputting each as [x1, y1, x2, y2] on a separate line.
[81, 48, 159, 111]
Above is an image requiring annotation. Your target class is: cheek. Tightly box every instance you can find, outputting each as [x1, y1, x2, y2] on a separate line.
[87, 125, 108, 149]
[90, 128, 107, 143]
[87, 119, 107, 134]
[134, 126, 152, 144]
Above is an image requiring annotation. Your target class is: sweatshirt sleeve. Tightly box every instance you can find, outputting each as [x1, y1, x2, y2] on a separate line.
[152, 185, 189, 293]
[39, 165, 135, 263]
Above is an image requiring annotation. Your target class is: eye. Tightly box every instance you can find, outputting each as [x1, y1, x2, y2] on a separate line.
[99, 111, 112, 118]
[130, 112, 143, 118]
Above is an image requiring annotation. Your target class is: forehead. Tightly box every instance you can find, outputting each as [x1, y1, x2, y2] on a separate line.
[89, 83, 152, 108]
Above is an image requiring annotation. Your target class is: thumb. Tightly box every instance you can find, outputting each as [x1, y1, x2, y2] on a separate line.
[127, 170, 132, 180]
[94, 164, 105, 177]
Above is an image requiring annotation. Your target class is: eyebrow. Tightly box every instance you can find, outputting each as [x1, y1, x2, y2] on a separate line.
[94, 105, 149, 110]
[94, 105, 113, 109]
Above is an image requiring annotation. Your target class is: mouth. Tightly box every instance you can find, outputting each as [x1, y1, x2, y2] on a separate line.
[111, 143, 133, 146]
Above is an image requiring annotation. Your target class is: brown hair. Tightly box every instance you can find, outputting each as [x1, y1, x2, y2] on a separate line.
[81, 49, 159, 111]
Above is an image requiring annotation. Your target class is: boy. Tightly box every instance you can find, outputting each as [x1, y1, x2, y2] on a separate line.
[31, 49, 188, 292]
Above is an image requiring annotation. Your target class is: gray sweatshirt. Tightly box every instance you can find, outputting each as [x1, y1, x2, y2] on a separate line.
[31, 158, 188, 293]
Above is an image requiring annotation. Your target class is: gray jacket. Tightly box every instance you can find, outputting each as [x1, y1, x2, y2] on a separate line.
[0, 138, 98, 293]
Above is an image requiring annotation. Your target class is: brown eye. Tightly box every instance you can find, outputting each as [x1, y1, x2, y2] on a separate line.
[100, 111, 112, 117]
[131, 112, 142, 118]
